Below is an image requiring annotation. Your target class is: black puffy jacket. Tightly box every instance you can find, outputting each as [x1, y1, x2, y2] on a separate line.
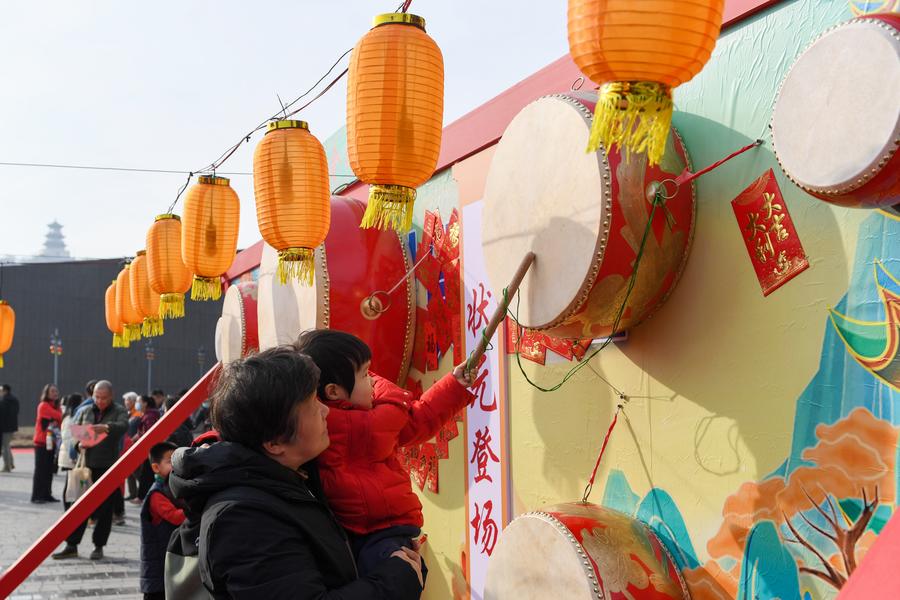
[169, 442, 422, 600]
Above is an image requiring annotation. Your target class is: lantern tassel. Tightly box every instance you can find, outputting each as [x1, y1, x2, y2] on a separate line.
[588, 81, 672, 166]
[0, 354, 4, 368]
[112, 333, 129, 348]
[191, 276, 223, 301]
[160, 293, 185, 319]
[277, 248, 315, 286]
[361, 184, 416, 233]
[142, 316, 164, 337]
[123, 323, 142, 343]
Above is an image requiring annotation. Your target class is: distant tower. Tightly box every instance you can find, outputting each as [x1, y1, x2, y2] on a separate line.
[38, 221, 70, 259]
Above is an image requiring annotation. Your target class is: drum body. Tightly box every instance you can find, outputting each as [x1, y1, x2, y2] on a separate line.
[771, 14, 900, 209]
[485, 503, 689, 600]
[482, 92, 696, 339]
[257, 196, 415, 384]
[214, 281, 259, 364]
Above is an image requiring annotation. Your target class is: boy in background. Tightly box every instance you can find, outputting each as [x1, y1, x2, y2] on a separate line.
[140, 442, 185, 600]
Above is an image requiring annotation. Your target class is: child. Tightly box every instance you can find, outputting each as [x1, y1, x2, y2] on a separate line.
[295, 329, 474, 578]
[140, 442, 185, 600]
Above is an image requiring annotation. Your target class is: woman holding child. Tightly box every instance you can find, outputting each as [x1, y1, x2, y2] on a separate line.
[171, 331, 473, 599]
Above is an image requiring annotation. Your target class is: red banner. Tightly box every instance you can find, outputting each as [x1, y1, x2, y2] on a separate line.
[731, 169, 809, 296]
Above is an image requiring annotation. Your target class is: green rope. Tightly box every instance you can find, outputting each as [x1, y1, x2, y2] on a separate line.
[507, 191, 664, 393]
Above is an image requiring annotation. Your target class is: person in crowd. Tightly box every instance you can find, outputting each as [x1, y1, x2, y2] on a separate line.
[31, 384, 62, 503]
[0, 383, 19, 472]
[58, 393, 84, 508]
[123, 391, 141, 420]
[170, 345, 424, 599]
[73, 379, 98, 419]
[137, 393, 165, 500]
[295, 329, 473, 577]
[150, 389, 165, 413]
[124, 395, 148, 502]
[165, 396, 193, 449]
[52, 380, 128, 560]
[140, 441, 185, 600]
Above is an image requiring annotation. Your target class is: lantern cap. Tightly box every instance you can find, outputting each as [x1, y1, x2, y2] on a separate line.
[198, 175, 230, 186]
[373, 13, 425, 30]
[267, 120, 308, 133]
[0, 300, 7, 306]
[135, 250, 146, 256]
[155, 213, 181, 222]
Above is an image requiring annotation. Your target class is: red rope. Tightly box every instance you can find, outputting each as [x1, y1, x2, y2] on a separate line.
[581, 406, 621, 503]
[674, 139, 762, 187]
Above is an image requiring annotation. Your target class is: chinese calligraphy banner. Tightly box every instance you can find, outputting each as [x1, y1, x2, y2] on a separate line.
[731, 169, 809, 296]
[461, 199, 509, 598]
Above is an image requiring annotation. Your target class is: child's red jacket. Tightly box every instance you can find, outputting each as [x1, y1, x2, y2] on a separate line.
[318, 372, 473, 535]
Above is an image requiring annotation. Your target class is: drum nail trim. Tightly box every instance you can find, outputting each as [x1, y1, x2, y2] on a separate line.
[526, 511, 605, 600]
[317, 245, 331, 328]
[771, 17, 900, 196]
[397, 227, 415, 384]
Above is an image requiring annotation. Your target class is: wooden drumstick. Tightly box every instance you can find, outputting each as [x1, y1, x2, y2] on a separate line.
[466, 252, 536, 373]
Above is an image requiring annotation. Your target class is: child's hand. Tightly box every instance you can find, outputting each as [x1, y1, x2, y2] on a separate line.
[452, 362, 475, 387]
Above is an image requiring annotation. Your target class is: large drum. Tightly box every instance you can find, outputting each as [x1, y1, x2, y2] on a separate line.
[257, 196, 415, 384]
[482, 92, 696, 339]
[485, 503, 690, 600]
[214, 281, 259, 364]
[771, 14, 900, 209]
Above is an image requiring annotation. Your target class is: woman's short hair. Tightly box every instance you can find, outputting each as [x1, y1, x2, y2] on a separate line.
[294, 329, 371, 399]
[210, 345, 320, 450]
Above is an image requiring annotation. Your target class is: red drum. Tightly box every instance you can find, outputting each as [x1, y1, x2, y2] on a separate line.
[485, 503, 689, 600]
[482, 92, 696, 339]
[771, 14, 900, 209]
[214, 281, 259, 364]
[257, 196, 415, 384]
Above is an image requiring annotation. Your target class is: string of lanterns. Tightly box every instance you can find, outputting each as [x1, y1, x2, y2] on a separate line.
[90, 0, 726, 351]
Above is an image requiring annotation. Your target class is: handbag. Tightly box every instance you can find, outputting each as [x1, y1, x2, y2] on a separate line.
[65, 450, 92, 503]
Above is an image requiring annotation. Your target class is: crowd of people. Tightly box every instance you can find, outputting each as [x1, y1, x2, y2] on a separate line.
[2, 328, 477, 600]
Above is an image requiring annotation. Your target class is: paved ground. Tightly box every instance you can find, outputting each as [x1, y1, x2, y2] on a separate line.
[0, 449, 142, 599]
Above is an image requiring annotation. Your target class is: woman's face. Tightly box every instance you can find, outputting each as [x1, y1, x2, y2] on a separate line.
[271, 393, 330, 471]
[48, 386, 59, 401]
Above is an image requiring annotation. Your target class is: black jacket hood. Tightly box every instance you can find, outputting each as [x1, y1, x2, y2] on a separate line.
[170, 441, 319, 515]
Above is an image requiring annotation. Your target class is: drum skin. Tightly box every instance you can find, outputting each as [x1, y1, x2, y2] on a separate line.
[257, 195, 415, 385]
[771, 14, 900, 209]
[482, 92, 696, 339]
[485, 503, 690, 600]
[214, 281, 259, 364]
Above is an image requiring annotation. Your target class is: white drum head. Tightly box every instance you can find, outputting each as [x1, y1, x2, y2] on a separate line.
[485, 513, 595, 600]
[482, 95, 608, 330]
[772, 18, 900, 192]
[257, 243, 318, 350]
[214, 284, 246, 364]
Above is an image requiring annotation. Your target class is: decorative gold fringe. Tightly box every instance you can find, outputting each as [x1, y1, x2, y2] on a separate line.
[0, 354, 4, 368]
[112, 333, 129, 348]
[588, 81, 673, 166]
[360, 184, 416, 233]
[142, 316, 164, 337]
[160, 293, 185, 319]
[123, 323, 142, 343]
[277, 248, 315, 286]
[191, 276, 222, 301]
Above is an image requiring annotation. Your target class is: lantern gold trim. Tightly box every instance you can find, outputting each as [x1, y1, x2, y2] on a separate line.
[267, 120, 308, 132]
[198, 175, 230, 186]
[191, 276, 223, 301]
[160, 293, 186, 319]
[373, 13, 426, 29]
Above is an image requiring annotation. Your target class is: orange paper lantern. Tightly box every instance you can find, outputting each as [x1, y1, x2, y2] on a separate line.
[0, 300, 15, 367]
[116, 264, 143, 343]
[130, 250, 164, 337]
[105, 280, 128, 348]
[182, 175, 240, 301]
[347, 13, 444, 232]
[568, 0, 724, 163]
[253, 120, 330, 286]
[147, 214, 193, 319]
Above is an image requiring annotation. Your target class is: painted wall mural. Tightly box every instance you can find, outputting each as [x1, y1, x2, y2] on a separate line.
[600, 212, 900, 600]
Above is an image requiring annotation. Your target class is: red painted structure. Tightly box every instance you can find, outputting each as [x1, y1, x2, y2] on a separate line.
[1, 0, 786, 595]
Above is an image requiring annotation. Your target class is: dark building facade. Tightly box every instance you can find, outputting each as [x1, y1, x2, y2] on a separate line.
[0, 259, 220, 426]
